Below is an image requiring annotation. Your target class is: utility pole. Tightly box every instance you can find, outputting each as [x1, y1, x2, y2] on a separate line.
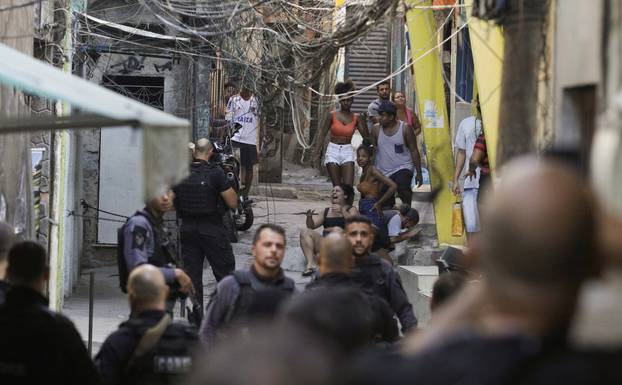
[497, 0, 550, 165]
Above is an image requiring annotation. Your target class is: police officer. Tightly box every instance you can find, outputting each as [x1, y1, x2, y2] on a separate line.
[344, 215, 417, 333]
[96, 265, 199, 385]
[174, 138, 238, 314]
[306, 232, 399, 343]
[120, 190, 192, 310]
[199, 224, 295, 347]
[0, 241, 101, 384]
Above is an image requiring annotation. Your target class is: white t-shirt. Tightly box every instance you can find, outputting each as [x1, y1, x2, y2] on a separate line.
[387, 214, 402, 238]
[227, 95, 260, 145]
[455, 116, 482, 189]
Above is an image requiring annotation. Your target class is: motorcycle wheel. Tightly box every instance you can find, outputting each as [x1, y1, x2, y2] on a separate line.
[223, 210, 238, 243]
[235, 206, 254, 231]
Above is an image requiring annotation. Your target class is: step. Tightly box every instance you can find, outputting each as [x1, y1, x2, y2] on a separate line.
[397, 265, 439, 327]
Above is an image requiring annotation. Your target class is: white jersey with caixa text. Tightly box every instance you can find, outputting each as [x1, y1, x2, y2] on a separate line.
[226, 94, 260, 145]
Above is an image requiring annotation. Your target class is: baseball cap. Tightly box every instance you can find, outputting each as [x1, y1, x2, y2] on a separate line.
[377, 100, 397, 115]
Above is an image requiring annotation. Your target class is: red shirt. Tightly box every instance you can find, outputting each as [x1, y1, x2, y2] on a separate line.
[474, 134, 490, 175]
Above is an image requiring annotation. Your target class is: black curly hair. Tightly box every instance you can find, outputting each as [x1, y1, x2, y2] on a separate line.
[357, 142, 374, 157]
[335, 79, 355, 95]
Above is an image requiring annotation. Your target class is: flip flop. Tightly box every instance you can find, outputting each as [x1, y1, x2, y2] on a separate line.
[301, 267, 315, 277]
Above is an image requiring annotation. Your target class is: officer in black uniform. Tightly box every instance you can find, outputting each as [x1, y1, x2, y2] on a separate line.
[96, 264, 199, 385]
[119, 190, 193, 311]
[344, 215, 417, 333]
[0, 222, 15, 305]
[306, 232, 399, 343]
[174, 138, 238, 314]
[0, 241, 101, 384]
[199, 224, 295, 347]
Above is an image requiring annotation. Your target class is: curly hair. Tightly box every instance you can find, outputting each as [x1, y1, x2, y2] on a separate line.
[356, 142, 374, 157]
[334, 79, 355, 95]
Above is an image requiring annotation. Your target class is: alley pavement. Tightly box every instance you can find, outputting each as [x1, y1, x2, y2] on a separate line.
[63, 194, 330, 355]
[62, 162, 439, 355]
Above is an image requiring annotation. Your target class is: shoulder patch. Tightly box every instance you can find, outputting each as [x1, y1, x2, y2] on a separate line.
[132, 226, 148, 250]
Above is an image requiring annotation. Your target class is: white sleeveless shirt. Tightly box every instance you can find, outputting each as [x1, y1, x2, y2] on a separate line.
[375, 121, 414, 177]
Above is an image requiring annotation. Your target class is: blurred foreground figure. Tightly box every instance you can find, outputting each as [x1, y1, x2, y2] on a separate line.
[200, 224, 295, 347]
[0, 222, 15, 304]
[187, 324, 337, 385]
[372, 157, 615, 385]
[96, 265, 199, 385]
[287, 233, 398, 350]
[0, 242, 101, 385]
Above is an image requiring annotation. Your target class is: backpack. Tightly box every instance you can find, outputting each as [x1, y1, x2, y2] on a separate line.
[121, 315, 198, 385]
[117, 223, 130, 293]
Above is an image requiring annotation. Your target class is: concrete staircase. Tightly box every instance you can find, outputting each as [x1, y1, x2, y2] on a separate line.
[397, 265, 439, 326]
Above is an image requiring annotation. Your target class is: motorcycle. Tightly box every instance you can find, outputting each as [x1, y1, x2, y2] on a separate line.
[212, 122, 254, 243]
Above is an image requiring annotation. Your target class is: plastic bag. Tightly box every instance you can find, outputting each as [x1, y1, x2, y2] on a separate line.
[451, 200, 464, 237]
[411, 167, 430, 189]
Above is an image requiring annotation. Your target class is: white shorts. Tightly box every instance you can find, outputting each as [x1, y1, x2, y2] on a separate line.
[462, 188, 481, 233]
[324, 142, 354, 165]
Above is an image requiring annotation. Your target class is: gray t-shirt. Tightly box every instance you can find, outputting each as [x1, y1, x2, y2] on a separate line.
[387, 214, 402, 237]
[367, 98, 382, 118]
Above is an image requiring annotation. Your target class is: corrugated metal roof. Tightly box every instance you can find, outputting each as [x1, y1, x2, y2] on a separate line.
[345, 18, 389, 114]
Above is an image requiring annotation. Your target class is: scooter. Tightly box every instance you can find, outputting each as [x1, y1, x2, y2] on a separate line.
[212, 122, 254, 243]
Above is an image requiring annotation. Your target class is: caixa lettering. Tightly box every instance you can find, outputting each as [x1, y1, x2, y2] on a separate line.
[235, 116, 254, 123]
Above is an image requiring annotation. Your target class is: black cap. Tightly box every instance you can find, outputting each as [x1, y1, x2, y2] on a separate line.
[377, 100, 397, 115]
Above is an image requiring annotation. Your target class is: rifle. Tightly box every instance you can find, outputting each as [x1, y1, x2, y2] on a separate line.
[162, 217, 203, 327]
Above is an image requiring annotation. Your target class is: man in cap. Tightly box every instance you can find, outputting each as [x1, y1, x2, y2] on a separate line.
[371, 100, 423, 208]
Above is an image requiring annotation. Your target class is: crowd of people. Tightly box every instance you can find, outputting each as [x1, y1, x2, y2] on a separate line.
[299, 80, 425, 274]
[1, 80, 620, 385]
[1, 155, 621, 385]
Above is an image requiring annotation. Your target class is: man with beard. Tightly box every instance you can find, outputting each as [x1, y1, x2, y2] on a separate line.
[345, 215, 416, 333]
[199, 224, 295, 347]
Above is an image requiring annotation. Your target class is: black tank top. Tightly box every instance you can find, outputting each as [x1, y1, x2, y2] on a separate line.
[322, 207, 349, 236]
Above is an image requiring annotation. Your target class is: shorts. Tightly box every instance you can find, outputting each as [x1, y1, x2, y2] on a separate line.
[232, 141, 258, 168]
[359, 198, 383, 228]
[391, 168, 414, 192]
[379, 168, 414, 209]
[462, 188, 480, 233]
[324, 142, 354, 165]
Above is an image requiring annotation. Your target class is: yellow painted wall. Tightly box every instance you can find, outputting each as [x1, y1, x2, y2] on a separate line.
[405, 0, 465, 245]
[466, 0, 504, 176]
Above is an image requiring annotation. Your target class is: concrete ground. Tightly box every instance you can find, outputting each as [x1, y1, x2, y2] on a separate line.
[63, 195, 331, 354]
[62, 164, 443, 354]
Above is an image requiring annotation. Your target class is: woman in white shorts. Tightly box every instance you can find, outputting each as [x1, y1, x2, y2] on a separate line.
[323, 80, 369, 186]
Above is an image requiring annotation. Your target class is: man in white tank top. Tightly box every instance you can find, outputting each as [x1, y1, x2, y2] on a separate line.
[371, 101, 423, 208]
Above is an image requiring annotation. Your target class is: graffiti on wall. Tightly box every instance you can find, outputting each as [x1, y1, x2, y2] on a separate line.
[110, 55, 146, 74]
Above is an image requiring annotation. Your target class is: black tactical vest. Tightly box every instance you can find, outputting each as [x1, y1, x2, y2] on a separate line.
[121, 319, 198, 385]
[174, 161, 222, 218]
[225, 270, 296, 324]
[351, 256, 391, 301]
